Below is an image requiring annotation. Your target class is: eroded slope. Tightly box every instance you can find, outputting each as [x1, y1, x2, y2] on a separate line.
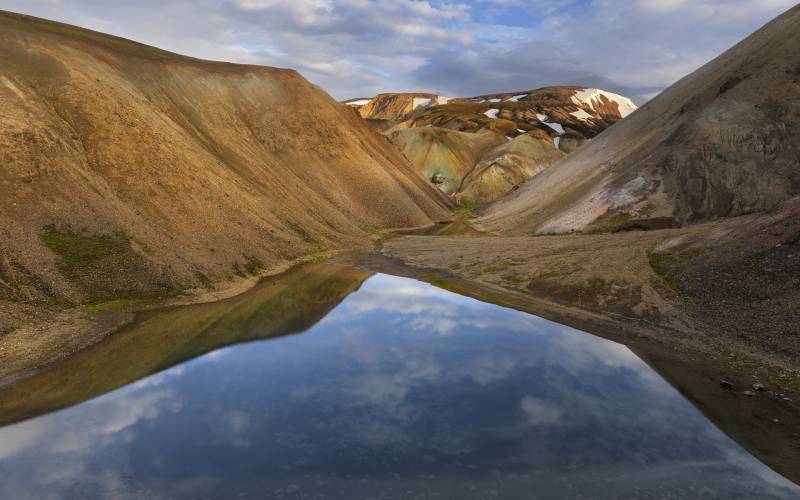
[0, 11, 451, 308]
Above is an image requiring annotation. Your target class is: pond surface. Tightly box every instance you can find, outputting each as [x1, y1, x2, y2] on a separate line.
[0, 271, 798, 499]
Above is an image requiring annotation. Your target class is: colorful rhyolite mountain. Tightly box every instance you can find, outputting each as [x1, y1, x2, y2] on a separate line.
[345, 87, 637, 204]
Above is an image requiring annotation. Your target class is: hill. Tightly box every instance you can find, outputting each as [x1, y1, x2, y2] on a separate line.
[0, 10, 451, 313]
[477, 6, 800, 234]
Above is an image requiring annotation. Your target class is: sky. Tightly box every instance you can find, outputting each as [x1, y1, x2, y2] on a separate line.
[0, 0, 796, 102]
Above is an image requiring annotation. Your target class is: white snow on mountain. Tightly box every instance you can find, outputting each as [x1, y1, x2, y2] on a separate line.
[346, 99, 371, 106]
[484, 109, 500, 119]
[571, 88, 637, 118]
[413, 97, 432, 109]
[570, 108, 593, 121]
[543, 121, 565, 135]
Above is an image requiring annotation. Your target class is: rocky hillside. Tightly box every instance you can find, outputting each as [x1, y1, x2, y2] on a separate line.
[478, 5, 800, 235]
[345, 93, 451, 131]
[389, 128, 565, 205]
[0, 11, 451, 310]
[347, 86, 636, 205]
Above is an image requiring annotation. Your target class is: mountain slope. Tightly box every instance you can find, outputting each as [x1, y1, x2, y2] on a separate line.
[387, 128, 507, 196]
[0, 11, 451, 306]
[347, 86, 636, 206]
[478, 5, 800, 234]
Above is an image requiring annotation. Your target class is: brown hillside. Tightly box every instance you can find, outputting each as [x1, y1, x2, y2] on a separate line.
[0, 10, 451, 308]
[478, 5, 800, 234]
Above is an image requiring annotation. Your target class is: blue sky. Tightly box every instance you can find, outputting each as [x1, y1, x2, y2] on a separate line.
[0, 0, 795, 102]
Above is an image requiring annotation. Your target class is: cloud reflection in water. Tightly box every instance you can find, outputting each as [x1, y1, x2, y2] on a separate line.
[0, 273, 797, 499]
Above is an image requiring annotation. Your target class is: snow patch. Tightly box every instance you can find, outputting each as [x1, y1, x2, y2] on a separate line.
[537, 113, 565, 149]
[413, 97, 432, 109]
[510, 94, 528, 102]
[608, 176, 648, 208]
[571, 88, 637, 118]
[484, 109, 500, 119]
[435, 96, 452, 105]
[488, 98, 502, 103]
[570, 109, 593, 121]
[517, 129, 526, 133]
[346, 99, 371, 106]
[543, 121, 564, 135]
[506, 136, 513, 141]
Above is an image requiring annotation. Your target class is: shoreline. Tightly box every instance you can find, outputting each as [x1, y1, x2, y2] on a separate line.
[1, 240, 798, 483]
[0, 249, 343, 388]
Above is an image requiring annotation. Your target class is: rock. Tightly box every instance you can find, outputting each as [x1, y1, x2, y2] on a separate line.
[752, 382, 766, 392]
[772, 418, 783, 425]
[720, 380, 735, 390]
[743, 390, 756, 397]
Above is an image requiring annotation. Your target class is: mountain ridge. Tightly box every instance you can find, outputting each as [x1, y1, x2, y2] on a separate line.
[345, 85, 638, 205]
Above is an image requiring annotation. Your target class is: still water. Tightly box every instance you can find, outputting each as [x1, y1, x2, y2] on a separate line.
[0, 270, 797, 499]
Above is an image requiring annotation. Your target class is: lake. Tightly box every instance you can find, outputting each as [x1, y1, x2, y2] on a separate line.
[0, 267, 797, 499]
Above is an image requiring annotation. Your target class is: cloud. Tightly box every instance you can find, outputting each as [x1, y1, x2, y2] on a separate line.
[520, 396, 563, 426]
[0, 1, 794, 102]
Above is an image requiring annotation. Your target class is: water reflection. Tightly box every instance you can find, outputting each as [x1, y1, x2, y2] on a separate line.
[0, 273, 797, 499]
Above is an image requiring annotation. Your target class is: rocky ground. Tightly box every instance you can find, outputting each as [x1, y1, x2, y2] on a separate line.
[382, 200, 800, 378]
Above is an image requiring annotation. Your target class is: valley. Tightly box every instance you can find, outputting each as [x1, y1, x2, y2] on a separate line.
[1, 3, 799, 498]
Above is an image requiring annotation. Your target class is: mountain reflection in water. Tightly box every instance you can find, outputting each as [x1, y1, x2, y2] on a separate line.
[0, 268, 797, 499]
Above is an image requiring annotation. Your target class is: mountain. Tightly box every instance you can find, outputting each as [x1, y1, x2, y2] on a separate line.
[346, 86, 637, 205]
[477, 5, 800, 234]
[345, 92, 452, 131]
[0, 11, 451, 309]
[348, 86, 636, 152]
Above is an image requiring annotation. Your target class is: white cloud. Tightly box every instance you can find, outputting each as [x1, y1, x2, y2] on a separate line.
[638, 0, 689, 11]
[0, 1, 794, 101]
[520, 396, 563, 426]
